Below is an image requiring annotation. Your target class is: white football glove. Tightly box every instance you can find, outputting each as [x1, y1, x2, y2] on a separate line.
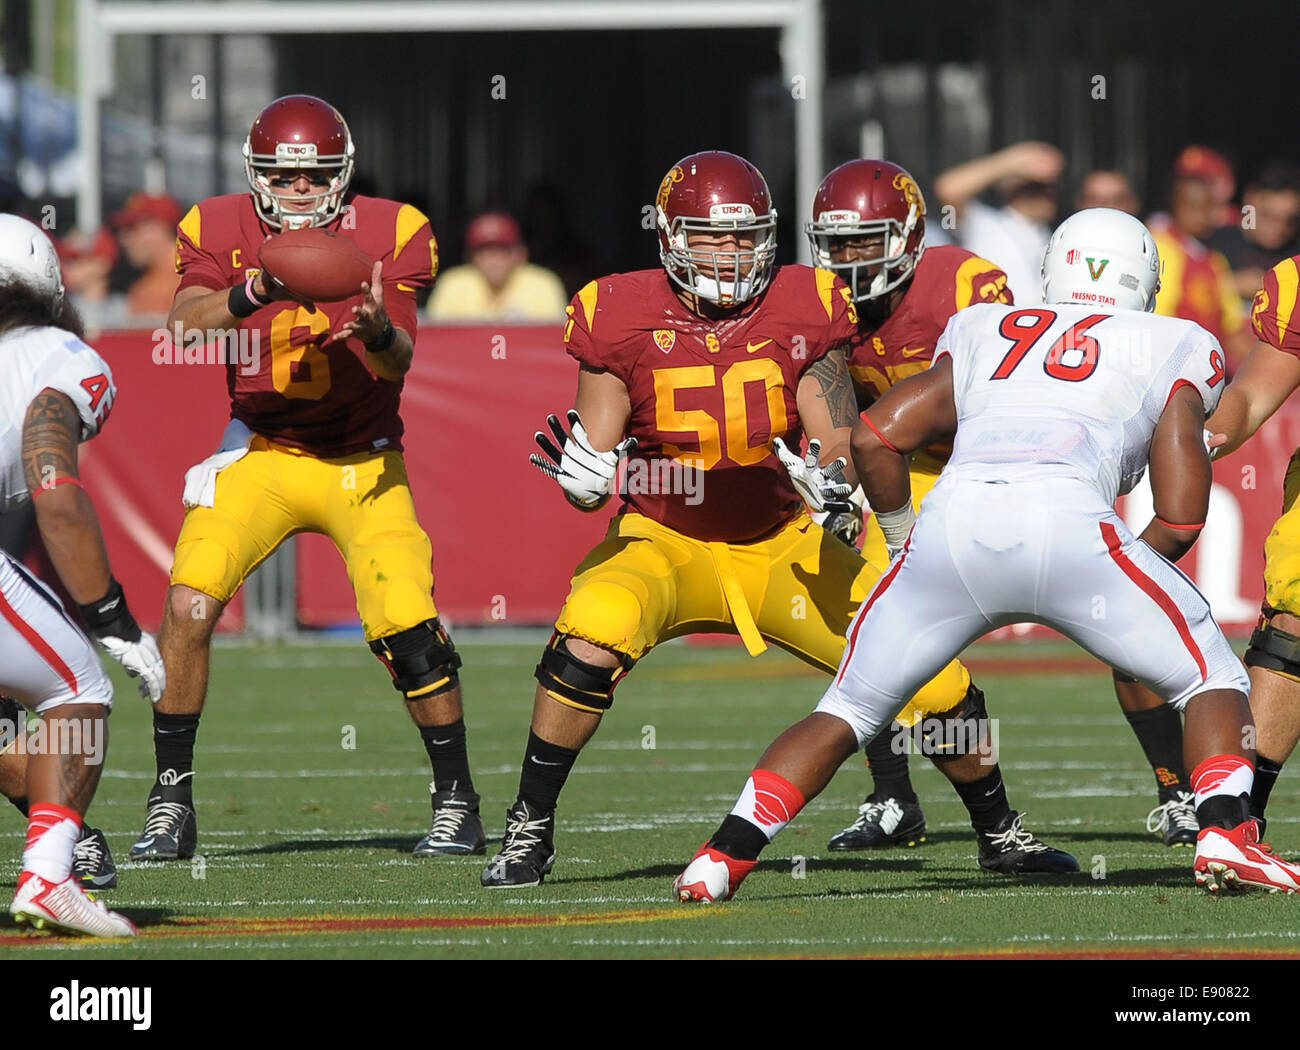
[773, 437, 854, 515]
[99, 631, 165, 703]
[530, 409, 638, 510]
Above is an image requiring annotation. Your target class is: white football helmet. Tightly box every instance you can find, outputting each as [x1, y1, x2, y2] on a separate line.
[1041, 208, 1160, 312]
[0, 214, 65, 312]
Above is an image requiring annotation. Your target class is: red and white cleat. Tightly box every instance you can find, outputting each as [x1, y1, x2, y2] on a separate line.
[673, 844, 758, 903]
[1194, 820, 1300, 895]
[9, 872, 137, 937]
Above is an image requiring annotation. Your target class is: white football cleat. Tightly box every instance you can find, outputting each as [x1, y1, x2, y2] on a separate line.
[10, 872, 137, 937]
[673, 844, 757, 903]
[1194, 820, 1300, 894]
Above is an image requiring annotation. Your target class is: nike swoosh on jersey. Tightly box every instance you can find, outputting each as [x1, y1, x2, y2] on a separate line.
[898, 346, 930, 358]
[746, 339, 774, 353]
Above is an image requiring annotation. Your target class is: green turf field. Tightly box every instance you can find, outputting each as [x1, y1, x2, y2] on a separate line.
[3, 638, 1298, 959]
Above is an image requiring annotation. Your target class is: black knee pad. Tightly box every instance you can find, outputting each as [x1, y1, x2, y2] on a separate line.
[1245, 612, 1300, 680]
[369, 619, 462, 699]
[534, 633, 635, 713]
[917, 683, 990, 756]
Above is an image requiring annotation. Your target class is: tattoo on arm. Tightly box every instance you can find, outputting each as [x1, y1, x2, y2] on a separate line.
[807, 347, 858, 429]
[21, 389, 80, 493]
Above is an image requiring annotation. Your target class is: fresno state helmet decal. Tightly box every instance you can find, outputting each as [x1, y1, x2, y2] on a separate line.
[657, 166, 685, 212]
[653, 329, 677, 353]
[1065, 249, 1080, 265]
[891, 171, 925, 216]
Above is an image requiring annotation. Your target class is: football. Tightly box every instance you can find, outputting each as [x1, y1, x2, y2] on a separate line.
[257, 227, 374, 302]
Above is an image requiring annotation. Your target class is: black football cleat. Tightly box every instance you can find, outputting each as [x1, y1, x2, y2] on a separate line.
[72, 825, 118, 890]
[977, 811, 1078, 874]
[828, 796, 927, 851]
[414, 786, 486, 856]
[129, 776, 197, 861]
[480, 800, 555, 888]
[1146, 790, 1199, 847]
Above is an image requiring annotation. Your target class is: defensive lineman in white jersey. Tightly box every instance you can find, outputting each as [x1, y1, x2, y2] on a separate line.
[0, 214, 164, 936]
[676, 208, 1300, 901]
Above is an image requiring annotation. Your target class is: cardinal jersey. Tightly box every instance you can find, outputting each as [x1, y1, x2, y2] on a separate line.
[564, 266, 858, 542]
[174, 192, 438, 456]
[0, 325, 115, 511]
[936, 302, 1226, 503]
[847, 245, 1012, 403]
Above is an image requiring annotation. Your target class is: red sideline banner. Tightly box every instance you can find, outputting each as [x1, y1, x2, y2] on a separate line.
[84, 326, 1298, 635]
[84, 325, 612, 633]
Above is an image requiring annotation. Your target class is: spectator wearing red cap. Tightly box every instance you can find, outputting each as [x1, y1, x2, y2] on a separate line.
[112, 192, 183, 321]
[1172, 145, 1237, 229]
[1152, 173, 1252, 371]
[427, 211, 566, 322]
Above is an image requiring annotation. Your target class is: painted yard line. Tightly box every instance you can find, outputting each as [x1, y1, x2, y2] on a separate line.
[0, 909, 715, 947]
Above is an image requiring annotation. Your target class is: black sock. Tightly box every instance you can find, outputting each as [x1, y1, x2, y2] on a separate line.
[1199, 792, 1251, 831]
[952, 767, 1010, 833]
[1123, 704, 1187, 800]
[1252, 755, 1284, 821]
[864, 730, 917, 803]
[419, 719, 474, 795]
[517, 730, 579, 812]
[707, 814, 769, 861]
[152, 711, 199, 798]
[8, 795, 27, 817]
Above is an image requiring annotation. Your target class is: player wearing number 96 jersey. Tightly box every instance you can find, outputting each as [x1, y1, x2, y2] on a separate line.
[678, 208, 1300, 903]
[482, 150, 990, 890]
[131, 94, 486, 868]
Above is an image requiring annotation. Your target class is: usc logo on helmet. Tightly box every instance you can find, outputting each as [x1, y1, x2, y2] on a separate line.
[657, 166, 685, 212]
[892, 171, 925, 217]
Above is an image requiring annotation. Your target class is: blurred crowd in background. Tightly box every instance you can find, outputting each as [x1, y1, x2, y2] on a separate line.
[932, 141, 1300, 374]
[25, 139, 1300, 364]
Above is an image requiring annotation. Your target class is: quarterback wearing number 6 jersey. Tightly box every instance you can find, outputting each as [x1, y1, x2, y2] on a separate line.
[677, 209, 1300, 902]
[131, 94, 486, 865]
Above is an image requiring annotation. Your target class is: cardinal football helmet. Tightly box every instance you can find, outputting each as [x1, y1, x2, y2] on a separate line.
[656, 151, 777, 306]
[243, 95, 355, 230]
[0, 214, 65, 312]
[1041, 208, 1161, 312]
[806, 159, 926, 303]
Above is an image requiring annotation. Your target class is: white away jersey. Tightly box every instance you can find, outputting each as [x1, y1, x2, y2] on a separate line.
[0, 325, 115, 510]
[934, 302, 1225, 502]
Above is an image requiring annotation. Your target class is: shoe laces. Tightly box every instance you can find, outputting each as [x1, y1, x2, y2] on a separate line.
[497, 807, 550, 863]
[428, 805, 472, 839]
[984, 813, 1048, 853]
[142, 801, 191, 836]
[854, 798, 903, 833]
[1146, 791, 1198, 835]
[158, 768, 195, 788]
[72, 832, 104, 871]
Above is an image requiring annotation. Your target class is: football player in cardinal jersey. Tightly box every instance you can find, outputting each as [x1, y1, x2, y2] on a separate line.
[0, 214, 166, 935]
[677, 208, 1298, 903]
[481, 151, 1072, 889]
[809, 160, 1197, 852]
[128, 95, 484, 863]
[1201, 254, 1300, 837]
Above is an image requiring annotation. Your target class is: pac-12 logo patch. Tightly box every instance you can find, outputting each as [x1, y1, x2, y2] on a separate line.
[653, 329, 676, 353]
